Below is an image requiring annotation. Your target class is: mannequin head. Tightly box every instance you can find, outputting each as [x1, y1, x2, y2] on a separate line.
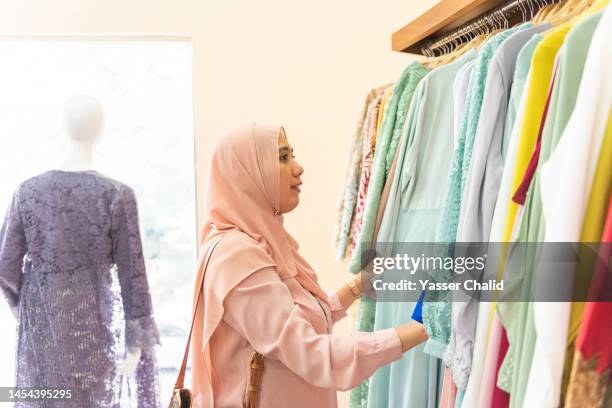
[62, 94, 105, 146]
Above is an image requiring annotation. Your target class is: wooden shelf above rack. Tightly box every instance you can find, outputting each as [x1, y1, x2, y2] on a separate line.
[392, 0, 508, 54]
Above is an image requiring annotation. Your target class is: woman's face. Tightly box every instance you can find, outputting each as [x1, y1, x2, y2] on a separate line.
[278, 129, 304, 214]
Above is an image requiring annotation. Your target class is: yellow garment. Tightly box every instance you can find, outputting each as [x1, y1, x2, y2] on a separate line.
[491, 23, 572, 326]
[503, 0, 609, 241]
[375, 87, 393, 143]
[490, 0, 610, 325]
[502, 24, 573, 242]
[515, 0, 612, 335]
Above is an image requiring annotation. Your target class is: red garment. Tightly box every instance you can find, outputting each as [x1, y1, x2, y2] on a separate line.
[565, 194, 612, 407]
[576, 194, 612, 373]
[491, 330, 511, 408]
[512, 59, 560, 205]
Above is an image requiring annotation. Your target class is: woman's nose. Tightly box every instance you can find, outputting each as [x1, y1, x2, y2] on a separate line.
[293, 162, 304, 177]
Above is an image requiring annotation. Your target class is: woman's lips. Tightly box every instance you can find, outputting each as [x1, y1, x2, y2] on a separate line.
[291, 184, 302, 193]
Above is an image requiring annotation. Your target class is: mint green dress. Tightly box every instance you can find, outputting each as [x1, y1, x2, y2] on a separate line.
[422, 26, 525, 364]
[366, 49, 477, 408]
[348, 61, 428, 408]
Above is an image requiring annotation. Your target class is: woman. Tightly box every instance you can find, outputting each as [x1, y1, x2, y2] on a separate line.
[190, 123, 427, 407]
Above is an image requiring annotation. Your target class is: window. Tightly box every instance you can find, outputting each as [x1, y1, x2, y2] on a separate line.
[0, 37, 196, 399]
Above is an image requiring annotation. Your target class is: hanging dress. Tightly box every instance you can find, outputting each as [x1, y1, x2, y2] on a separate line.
[367, 49, 477, 408]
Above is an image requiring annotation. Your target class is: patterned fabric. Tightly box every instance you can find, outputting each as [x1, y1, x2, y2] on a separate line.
[348, 62, 428, 274]
[384, 63, 430, 177]
[0, 170, 160, 408]
[348, 62, 428, 408]
[335, 86, 387, 260]
[565, 354, 612, 407]
[350, 94, 384, 251]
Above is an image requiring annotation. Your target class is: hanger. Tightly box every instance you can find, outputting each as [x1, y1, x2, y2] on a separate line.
[540, 0, 564, 20]
[546, 0, 586, 22]
[422, 17, 492, 69]
[553, 0, 581, 17]
[548, 0, 595, 25]
[518, 0, 527, 22]
[523, 0, 533, 20]
[532, 0, 552, 23]
[489, 9, 507, 36]
[477, 9, 503, 46]
[421, 30, 463, 68]
[421, 0, 542, 68]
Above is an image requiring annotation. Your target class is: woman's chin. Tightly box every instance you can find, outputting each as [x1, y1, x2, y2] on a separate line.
[280, 196, 300, 214]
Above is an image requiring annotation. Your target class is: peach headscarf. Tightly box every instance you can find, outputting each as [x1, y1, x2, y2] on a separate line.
[191, 123, 329, 406]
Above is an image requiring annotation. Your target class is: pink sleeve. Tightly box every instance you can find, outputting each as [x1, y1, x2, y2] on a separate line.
[327, 292, 348, 324]
[223, 267, 403, 391]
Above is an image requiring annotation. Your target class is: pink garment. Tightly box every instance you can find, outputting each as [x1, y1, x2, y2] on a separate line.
[191, 123, 403, 407]
[351, 95, 382, 249]
[491, 330, 510, 408]
[439, 367, 457, 408]
[373, 138, 400, 240]
[479, 314, 503, 408]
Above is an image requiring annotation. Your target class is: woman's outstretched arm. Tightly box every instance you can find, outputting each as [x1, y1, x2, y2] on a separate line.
[222, 266, 426, 391]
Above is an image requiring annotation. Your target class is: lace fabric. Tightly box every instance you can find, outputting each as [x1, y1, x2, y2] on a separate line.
[424, 26, 522, 369]
[0, 170, 160, 407]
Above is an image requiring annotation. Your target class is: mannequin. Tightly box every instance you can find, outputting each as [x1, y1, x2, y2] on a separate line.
[1, 94, 159, 406]
[60, 94, 142, 377]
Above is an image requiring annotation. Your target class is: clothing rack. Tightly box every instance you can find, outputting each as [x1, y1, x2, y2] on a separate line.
[392, 0, 559, 55]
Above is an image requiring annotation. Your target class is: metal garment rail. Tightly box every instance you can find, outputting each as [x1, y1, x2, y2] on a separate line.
[422, 0, 559, 57]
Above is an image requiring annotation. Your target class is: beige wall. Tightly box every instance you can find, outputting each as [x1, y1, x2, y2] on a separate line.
[0, 0, 439, 404]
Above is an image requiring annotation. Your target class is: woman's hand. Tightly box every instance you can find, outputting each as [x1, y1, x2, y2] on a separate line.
[394, 321, 428, 352]
[336, 269, 380, 311]
[336, 274, 360, 311]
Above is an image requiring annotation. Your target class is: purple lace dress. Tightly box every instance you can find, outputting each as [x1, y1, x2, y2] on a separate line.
[0, 170, 160, 407]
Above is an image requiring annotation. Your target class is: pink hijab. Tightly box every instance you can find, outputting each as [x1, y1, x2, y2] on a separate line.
[191, 123, 329, 405]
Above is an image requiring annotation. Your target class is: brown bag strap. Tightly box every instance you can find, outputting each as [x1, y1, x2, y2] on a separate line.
[174, 236, 223, 390]
[247, 352, 264, 408]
